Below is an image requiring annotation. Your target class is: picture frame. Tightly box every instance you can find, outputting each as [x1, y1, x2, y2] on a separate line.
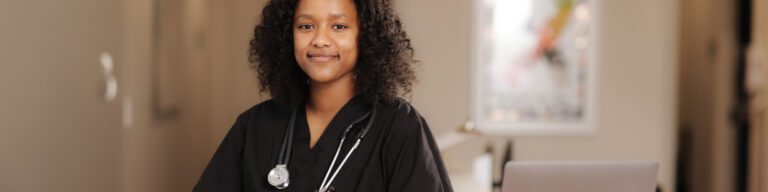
[470, 0, 600, 136]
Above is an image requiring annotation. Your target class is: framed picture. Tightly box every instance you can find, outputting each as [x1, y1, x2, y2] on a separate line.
[471, 0, 599, 136]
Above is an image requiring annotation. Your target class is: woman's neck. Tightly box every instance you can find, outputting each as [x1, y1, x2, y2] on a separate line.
[306, 74, 357, 117]
[305, 73, 356, 149]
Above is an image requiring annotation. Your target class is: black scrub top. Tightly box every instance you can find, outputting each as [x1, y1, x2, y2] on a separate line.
[193, 95, 453, 191]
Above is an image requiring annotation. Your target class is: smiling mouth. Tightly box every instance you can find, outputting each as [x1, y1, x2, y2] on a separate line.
[307, 54, 340, 62]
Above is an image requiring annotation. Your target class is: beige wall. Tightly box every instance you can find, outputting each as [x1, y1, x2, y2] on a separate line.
[1, 1, 124, 191]
[203, 0, 268, 156]
[191, 0, 270, 189]
[395, 0, 678, 190]
[120, 0, 212, 191]
[120, 0, 269, 191]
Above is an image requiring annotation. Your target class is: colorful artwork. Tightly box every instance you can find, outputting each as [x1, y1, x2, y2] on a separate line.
[472, 0, 597, 135]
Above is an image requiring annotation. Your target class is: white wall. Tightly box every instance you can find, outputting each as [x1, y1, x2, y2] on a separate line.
[395, 0, 678, 190]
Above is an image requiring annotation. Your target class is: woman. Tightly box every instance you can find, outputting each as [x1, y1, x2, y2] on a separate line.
[193, 0, 452, 191]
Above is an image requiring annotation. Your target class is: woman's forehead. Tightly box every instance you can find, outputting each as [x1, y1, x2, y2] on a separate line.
[294, 0, 357, 19]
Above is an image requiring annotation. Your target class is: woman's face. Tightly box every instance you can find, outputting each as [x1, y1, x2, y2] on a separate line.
[293, 0, 359, 84]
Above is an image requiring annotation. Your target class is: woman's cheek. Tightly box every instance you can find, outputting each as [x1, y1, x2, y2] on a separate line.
[293, 36, 309, 62]
[339, 35, 358, 62]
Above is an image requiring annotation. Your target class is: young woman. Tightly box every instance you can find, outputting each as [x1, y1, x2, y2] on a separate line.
[193, 0, 452, 191]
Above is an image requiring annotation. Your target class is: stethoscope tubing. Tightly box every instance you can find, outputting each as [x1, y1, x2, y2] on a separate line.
[270, 102, 377, 191]
[277, 109, 297, 165]
[319, 106, 375, 191]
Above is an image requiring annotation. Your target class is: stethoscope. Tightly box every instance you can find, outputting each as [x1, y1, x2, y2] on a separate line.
[267, 103, 377, 192]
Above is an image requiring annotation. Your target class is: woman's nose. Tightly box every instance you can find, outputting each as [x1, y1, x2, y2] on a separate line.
[311, 29, 331, 48]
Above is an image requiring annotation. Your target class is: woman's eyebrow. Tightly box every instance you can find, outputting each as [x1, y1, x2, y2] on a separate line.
[296, 13, 346, 20]
[296, 14, 314, 19]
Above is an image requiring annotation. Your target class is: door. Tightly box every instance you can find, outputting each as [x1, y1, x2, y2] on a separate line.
[749, 0, 768, 191]
[0, 0, 123, 191]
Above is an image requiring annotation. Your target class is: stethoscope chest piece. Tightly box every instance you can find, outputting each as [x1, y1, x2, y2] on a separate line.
[268, 164, 290, 189]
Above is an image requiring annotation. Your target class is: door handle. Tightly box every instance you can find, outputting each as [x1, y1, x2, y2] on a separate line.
[100, 52, 118, 102]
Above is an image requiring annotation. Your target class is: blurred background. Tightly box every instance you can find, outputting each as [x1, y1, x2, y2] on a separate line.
[1, 0, 767, 191]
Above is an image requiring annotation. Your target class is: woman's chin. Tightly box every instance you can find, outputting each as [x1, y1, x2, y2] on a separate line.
[302, 65, 355, 85]
[307, 74, 336, 84]
[307, 71, 355, 85]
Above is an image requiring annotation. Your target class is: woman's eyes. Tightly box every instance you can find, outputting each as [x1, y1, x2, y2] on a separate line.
[331, 24, 348, 30]
[296, 24, 348, 31]
[297, 24, 314, 29]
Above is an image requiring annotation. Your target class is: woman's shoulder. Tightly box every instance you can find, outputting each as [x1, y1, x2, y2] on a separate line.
[377, 97, 428, 136]
[242, 98, 278, 113]
[379, 97, 421, 118]
[235, 99, 288, 125]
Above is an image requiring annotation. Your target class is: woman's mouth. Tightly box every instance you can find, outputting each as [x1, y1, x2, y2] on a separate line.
[307, 54, 339, 62]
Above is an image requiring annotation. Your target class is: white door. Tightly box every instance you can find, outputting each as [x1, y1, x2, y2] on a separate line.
[0, 0, 123, 191]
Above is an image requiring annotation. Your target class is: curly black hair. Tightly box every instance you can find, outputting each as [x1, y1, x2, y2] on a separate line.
[249, 0, 416, 109]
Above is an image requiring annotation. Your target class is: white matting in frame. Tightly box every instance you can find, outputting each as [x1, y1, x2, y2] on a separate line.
[471, 0, 599, 136]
